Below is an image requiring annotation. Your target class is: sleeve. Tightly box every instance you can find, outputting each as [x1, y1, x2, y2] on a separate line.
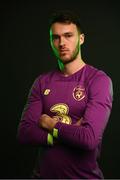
[54, 74, 113, 150]
[17, 77, 49, 146]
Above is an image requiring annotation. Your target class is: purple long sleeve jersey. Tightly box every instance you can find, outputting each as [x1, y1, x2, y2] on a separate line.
[17, 64, 113, 179]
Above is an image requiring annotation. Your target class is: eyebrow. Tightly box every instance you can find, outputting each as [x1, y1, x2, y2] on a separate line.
[52, 32, 73, 37]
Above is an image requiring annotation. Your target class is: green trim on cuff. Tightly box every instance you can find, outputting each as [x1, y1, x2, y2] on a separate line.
[47, 133, 53, 145]
[53, 128, 58, 138]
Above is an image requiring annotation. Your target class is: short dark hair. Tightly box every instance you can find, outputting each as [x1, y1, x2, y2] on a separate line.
[49, 10, 83, 34]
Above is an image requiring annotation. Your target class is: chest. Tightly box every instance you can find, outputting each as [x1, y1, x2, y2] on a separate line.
[41, 80, 88, 122]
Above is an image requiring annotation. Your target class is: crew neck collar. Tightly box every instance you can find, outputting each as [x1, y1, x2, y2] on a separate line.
[56, 64, 87, 78]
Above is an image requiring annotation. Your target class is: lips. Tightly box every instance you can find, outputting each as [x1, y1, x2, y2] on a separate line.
[60, 49, 69, 54]
[61, 50, 68, 52]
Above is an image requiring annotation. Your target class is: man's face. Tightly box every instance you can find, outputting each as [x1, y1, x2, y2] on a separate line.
[50, 22, 84, 64]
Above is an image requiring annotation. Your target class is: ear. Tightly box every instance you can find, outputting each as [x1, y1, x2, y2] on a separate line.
[79, 33, 85, 45]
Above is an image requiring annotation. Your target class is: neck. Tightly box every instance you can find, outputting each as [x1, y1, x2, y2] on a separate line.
[59, 56, 86, 77]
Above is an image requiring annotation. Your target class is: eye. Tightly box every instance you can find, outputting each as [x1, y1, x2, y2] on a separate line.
[52, 35, 59, 40]
[64, 33, 73, 38]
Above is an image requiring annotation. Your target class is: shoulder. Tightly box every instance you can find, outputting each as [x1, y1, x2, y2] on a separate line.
[29, 70, 58, 94]
[85, 64, 113, 97]
[34, 70, 59, 85]
[85, 64, 112, 87]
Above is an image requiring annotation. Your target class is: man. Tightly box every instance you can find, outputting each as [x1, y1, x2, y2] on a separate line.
[17, 10, 113, 179]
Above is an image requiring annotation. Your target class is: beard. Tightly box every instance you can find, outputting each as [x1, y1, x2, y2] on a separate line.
[62, 41, 80, 65]
[53, 40, 80, 65]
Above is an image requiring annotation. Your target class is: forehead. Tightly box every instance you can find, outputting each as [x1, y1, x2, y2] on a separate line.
[50, 22, 78, 35]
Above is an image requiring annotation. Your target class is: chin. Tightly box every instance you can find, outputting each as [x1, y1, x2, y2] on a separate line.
[60, 58, 70, 62]
[62, 59, 74, 65]
[60, 56, 71, 62]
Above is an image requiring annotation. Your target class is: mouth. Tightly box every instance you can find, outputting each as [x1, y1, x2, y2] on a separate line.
[59, 49, 69, 55]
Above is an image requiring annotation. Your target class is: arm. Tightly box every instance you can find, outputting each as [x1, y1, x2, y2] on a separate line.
[54, 75, 113, 150]
[40, 75, 113, 150]
[17, 77, 49, 146]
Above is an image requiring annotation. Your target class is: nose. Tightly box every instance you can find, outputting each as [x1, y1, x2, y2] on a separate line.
[59, 36, 65, 47]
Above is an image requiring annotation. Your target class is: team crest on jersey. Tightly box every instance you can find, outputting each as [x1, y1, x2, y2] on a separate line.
[73, 86, 85, 101]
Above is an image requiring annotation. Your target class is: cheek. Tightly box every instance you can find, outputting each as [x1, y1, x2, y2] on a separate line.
[70, 37, 79, 46]
[52, 41, 59, 50]
[51, 41, 56, 50]
[51, 42, 59, 55]
[70, 41, 78, 51]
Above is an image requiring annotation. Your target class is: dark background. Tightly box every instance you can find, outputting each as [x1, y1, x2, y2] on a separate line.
[1, 0, 120, 178]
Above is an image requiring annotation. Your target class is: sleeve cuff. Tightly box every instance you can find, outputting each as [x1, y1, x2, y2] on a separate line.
[53, 128, 58, 138]
[47, 133, 53, 145]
